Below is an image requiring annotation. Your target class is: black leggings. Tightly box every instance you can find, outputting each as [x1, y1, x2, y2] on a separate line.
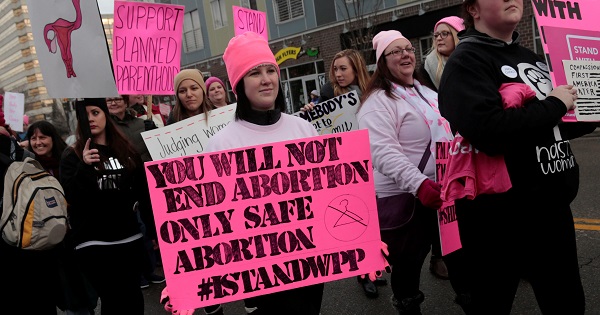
[456, 192, 584, 314]
[381, 202, 436, 300]
[76, 238, 146, 314]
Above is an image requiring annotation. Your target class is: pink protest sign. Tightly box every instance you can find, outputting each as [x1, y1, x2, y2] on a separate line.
[113, 1, 184, 95]
[145, 130, 383, 310]
[532, 0, 600, 121]
[435, 142, 462, 255]
[233, 6, 268, 42]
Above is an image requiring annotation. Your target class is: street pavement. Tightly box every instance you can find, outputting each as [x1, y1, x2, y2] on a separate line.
[61, 130, 600, 315]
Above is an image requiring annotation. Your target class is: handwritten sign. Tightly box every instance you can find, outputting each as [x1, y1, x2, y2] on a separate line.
[293, 91, 360, 135]
[435, 141, 462, 256]
[25, 0, 118, 97]
[233, 6, 268, 42]
[563, 60, 600, 121]
[145, 130, 383, 310]
[4, 92, 25, 132]
[113, 1, 184, 94]
[532, 0, 600, 121]
[141, 104, 236, 161]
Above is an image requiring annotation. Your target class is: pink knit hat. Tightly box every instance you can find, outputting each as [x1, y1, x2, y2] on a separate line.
[205, 76, 225, 91]
[372, 30, 409, 63]
[223, 32, 279, 95]
[435, 16, 465, 33]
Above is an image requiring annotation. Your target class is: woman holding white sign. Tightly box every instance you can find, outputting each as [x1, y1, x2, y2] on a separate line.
[357, 30, 454, 314]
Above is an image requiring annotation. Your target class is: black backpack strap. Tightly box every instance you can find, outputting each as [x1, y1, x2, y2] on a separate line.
[417, 139, 432, 173]
[0, 153, 11, 166]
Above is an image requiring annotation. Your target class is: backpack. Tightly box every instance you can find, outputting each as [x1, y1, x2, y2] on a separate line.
[0, 154, 68, 250]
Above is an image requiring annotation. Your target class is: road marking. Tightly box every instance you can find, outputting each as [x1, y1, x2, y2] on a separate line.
[574, 218, 600, 231]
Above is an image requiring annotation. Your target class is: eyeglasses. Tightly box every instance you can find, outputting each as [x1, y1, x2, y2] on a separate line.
[106, 98, 124, 103]
[385, 47, 416, 57]
[433, 31, 451, 39]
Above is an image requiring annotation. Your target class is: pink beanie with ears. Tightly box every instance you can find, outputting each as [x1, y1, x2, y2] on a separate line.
[372, 30, 408, 63]
[223, 32, 279, 95]
[435, 16, 465, 33]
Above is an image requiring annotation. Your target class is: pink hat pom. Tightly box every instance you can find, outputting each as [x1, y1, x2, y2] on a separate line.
[435, 16, 465, 33]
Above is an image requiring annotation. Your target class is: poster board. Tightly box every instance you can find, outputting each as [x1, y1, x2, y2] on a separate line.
[293, 91, 360, 135]
[113, 1, 184, 94]
[141, 104, 236, 161]
[145, 130, 383, 310]
[233, 6, 268, 41]
[26, 0, 118, 97]
[435, 141, 462, 256]
[532, 0, 600, 121]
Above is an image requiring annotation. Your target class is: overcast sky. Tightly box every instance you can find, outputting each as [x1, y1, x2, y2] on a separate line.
[98, 0, 113, 14]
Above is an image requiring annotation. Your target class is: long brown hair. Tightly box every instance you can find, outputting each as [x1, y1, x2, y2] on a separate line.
[172, 88, 213, 123]
[461, 0, 476, 29]
[329, 49, 370, 96]
[73, 110, 140, 171]
[360, 55, 405, 109]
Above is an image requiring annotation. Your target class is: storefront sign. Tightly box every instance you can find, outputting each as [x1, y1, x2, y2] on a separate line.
[275, 47, 301, 64]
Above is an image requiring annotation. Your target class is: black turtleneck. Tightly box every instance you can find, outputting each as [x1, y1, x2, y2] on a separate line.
[243, 108, 282, 126]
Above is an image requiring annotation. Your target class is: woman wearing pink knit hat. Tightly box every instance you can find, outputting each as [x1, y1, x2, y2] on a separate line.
[207, 31, 324, 315]
[357, 29, 454, 315]
[205, 76, 230, 108]
[421, 16, 465, 90]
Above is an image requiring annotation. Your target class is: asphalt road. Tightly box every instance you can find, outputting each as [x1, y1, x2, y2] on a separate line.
[60, 130, 600, 315]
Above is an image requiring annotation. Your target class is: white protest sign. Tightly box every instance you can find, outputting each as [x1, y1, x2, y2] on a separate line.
[26, 0, 118, 97]
[293, 91, 360, 134]
[563, 60, 600, 121]
[142, 104, 236, 160]
[4, 92, 25, 132]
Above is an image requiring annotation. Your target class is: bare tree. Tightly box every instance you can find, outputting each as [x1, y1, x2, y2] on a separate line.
[337, 0, 385, 64]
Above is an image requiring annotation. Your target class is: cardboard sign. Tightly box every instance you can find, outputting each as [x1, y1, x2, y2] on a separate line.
[435, 141, 462, 256]
[141, 104, 236, 161]
[532, 0, 600, 121]
[563, 60, 600, 121]
[233, 6, 268, 42]
[145, 130, 383, 310]
[4, 92, 25, 132]
[113, 1, 184, 94]
[25, 0, 118, 97]
[293, 91, 360, 135]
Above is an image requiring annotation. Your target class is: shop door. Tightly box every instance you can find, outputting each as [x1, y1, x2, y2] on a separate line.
[288, 75, 318, 113]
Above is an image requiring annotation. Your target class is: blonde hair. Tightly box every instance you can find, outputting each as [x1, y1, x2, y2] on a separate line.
[329, 49, 370, 96]
[429, 24, 461, 86]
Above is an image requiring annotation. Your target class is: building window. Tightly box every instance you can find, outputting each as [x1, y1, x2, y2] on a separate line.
[183, 10, 204, 52]
[211, 0, 228, 29]
[240, 0, 258, 10]
[419, 36, 433, 62]
[532, 17, 543, 55]
[274, 0, 304, 23]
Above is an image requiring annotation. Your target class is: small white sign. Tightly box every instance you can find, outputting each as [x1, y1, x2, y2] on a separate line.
[4, 92, 25, 132]
[142, 104, 237, 160]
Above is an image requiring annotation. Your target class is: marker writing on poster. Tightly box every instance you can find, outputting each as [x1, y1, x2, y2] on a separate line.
[532, 0, 581, 20]
[193, 248, 366, 301]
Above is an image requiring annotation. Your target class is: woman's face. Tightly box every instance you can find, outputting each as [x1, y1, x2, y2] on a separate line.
[177, 79, 205, 115]
[87, 106, 106, 138]
[434, 23, 456, 57]
[29, 128, 53, 157]
[208, 83, 226, 107]
[106, 97, 126, 117]
[129, 94, 145, 105]
[384, 38, 416, 86]
[243, 64, 279, 111]
[469, 0, 523, 36]
[333, 56, 357, 88]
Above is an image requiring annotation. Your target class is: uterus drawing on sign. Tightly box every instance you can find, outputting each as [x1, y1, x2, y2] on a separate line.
[43, 0, 82, 78]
